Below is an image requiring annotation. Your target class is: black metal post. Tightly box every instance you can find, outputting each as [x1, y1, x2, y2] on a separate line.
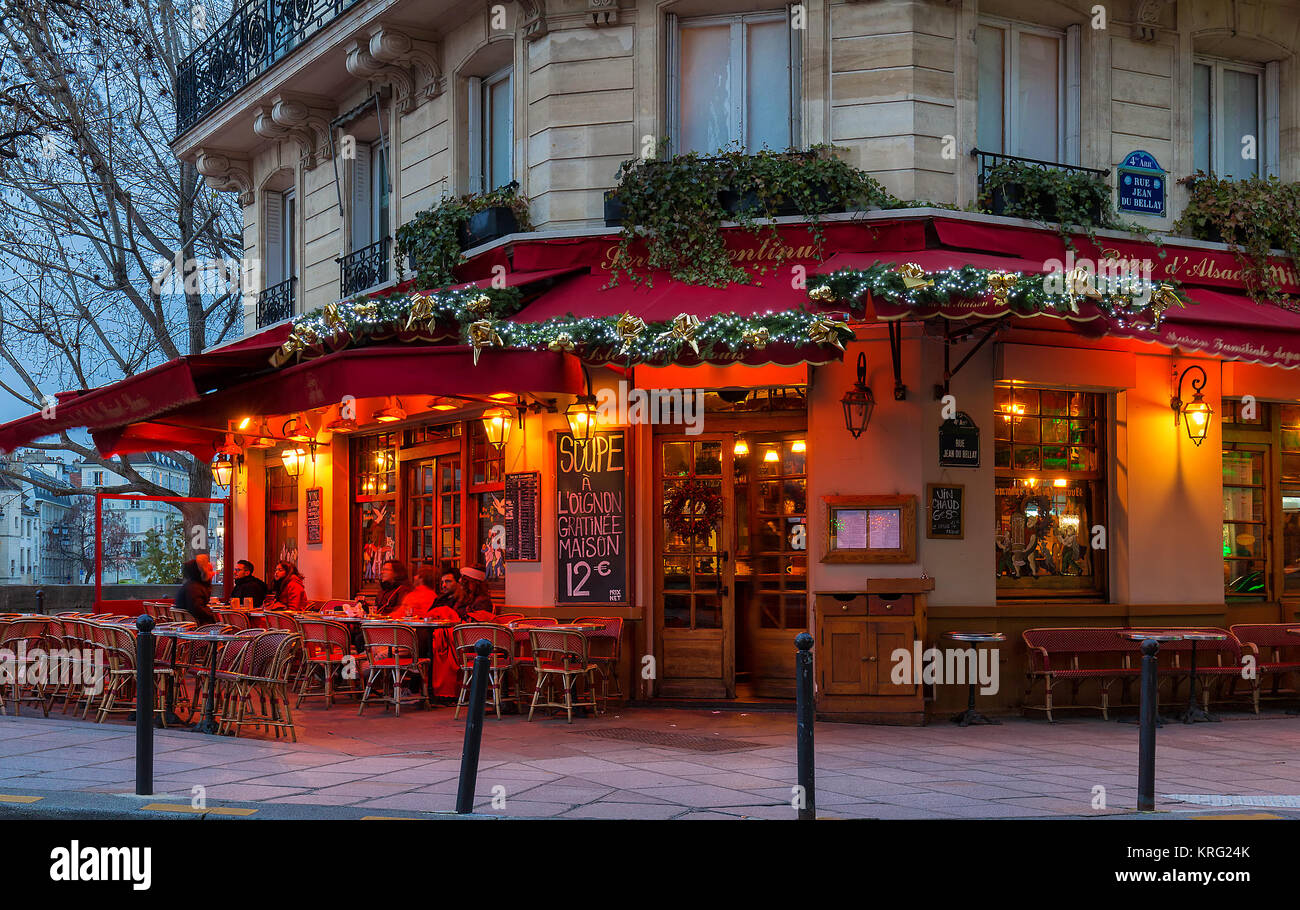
[35, 588, 44, 615]
[795, 632, 816, 820]
[1137, 637, 1159, 812]
[135, 615, 155, 796]
[455, 639, 492, 814]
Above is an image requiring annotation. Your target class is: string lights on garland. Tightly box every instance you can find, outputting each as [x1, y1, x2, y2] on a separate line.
[806, 262, 1192, 331]
[272, 286, 854, 368]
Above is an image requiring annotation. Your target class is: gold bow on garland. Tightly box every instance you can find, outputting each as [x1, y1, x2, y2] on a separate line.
[547, 333, 575, 352]
[405, 293, 439, 332]
[655, 313, 702, 356]
[1146, 283, 1184, 328]
[808, 284, 835, 303]
[467, 319, 502, 366]
[615, 312, 647, 355]
[895, 263, 934, 290]
[808, 318, 846, 351]
[986, 272, 1018, 304]
[742, 327, 770, 350]
[465, 294, 493, 319]
[1063, 266, 1104, 313]
[321, 302, 348, 336]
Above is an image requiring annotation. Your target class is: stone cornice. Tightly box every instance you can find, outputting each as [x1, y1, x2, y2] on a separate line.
[194, 149, 254, 207]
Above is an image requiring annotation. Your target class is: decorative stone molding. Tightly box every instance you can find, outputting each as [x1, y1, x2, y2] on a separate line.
[587, 0, 617, 27]
[1134, 0, 1173, 41]
[195, 149, 254, 207]
[367, 25, 445, 102]
[345, 35, 418, 113]
[271, 95, 335, 167]
[518, 0, 549, 41]
[253, 106, 318, 168]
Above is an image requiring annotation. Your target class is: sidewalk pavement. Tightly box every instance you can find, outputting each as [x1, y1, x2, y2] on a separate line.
[4, 702, 1300, 819]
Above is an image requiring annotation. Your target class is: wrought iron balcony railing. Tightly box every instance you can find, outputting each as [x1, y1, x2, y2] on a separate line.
[176, 0, 362, 135]
[971, 148, 1109, 190]
[339, 238, 390, 297]
[257, 276, 296, 327]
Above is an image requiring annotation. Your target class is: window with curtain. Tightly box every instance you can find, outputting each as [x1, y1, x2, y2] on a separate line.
[671, 10, 799, 154]
[1194, 58, 1264, 178]
[977, 19, 1065, 162]
[470, 65, 513, 192]
[351, 138, 389, 251]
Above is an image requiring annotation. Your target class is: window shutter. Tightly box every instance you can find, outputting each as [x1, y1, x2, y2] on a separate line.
[351, 142, 372, 251]
[468, 76, 484, 194]
[264, 190, 283, 287]
[1065, 24, 1081, 166]
[1265, 61, 1280, 178]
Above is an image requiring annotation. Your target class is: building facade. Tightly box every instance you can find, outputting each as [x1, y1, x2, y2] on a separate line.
[1, 0, 1297, 719]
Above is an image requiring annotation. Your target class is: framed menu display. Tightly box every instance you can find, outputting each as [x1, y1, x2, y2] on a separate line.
[555, 430, 629, 605]
[822, 494, 917, 563]
[503, 472, 540, 561]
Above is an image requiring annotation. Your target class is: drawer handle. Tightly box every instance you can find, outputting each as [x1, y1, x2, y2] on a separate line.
[861, 656, 877, 662]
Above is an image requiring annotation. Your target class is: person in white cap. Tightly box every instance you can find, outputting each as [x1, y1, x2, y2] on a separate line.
[456, 565, 495, 621]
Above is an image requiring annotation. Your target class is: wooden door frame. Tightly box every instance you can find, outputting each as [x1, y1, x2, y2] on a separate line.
[653, 432, 737, 698]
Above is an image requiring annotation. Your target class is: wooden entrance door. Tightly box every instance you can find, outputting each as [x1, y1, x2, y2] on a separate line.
[655, 436, 735, 698]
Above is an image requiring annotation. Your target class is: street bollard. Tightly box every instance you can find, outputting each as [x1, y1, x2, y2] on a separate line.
[455, 638, 492, 814]
[135, 614, 156, 796]
[795, 632, 816, 820]
[1137, 637, 1159, 812]
[35, 588, 44, 615]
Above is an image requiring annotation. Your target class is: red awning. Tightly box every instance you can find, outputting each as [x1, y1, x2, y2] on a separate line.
[1108, 287, 1300, 370]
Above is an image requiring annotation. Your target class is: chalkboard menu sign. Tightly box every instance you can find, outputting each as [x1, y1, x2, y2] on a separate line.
[926, 483, 964, 539]
[305, 487, 322, 545]
[503, 472, 540, 561]
[555, 430, 628, 605]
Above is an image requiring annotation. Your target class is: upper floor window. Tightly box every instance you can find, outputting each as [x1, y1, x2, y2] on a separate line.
[669, 10, 800, 154]
[1194, 58, 1276, 179]
[352, 138, 390, 251]
[977, 19, 1076, 163]
[469, 65, 513, 193]
[265, 187, 297, 287]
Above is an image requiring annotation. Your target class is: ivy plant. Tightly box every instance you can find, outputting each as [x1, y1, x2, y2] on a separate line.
[981, 159, 1117, 233]
[395, 181, 533, 290]
[608, 142, 893, 287]
[1173, 172, 1300, 305]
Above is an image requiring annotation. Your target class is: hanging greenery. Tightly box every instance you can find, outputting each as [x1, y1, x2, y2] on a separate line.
[272, 286, 853, 368]
[394, 182, 532, 291]
[608, 143, 894, 288]
[1174, 172, 1300, 309]
[981, 159, 1116, 231]
[808, 261, 1192, 332]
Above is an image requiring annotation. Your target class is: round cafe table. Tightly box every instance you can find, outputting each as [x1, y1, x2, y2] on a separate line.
[148, 626, 198, 727]
[173, 630, 243, 735]
[1174, 632, 1227, 723]
[1120, 632, 1183, 726]
[943, 631, 1006, 726]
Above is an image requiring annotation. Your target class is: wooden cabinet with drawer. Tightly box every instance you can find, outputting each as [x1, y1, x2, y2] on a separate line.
[814, 578, 933, 725]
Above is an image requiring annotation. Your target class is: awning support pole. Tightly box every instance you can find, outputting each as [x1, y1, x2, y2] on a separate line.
[887, 321, 906, 401]
[936, 317, 1006, 399]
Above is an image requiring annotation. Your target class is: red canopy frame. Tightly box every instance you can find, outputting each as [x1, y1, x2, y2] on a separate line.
[94, 493, 233, 611]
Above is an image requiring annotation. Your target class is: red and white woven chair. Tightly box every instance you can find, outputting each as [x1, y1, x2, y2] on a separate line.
[358, 623, 430, 716]
[452, 624, 516, 720]
[527, 628, 600, 723]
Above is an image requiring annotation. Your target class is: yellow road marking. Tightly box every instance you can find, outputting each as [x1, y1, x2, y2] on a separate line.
[1187, 812, 1283, 820]
[140, 803, 257, 816]
[0, 794, 43, 804]
[361, 815, 418, 820]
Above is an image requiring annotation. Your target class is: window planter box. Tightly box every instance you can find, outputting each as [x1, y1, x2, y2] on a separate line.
[717, 183, 840, 218]
[458, 206, 519, 250]
[987, 180, 1103, 226]
[603, 190, 627, 227]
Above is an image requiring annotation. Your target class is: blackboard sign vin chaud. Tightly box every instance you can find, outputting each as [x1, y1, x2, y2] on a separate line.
[555, 430, 629, 605]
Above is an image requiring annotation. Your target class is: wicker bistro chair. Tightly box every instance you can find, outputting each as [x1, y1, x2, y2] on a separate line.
[94, 625, 175, 726]
[510, 618, 559, 709]
[452, 624, 516, 720]
[358, 623, 430, 716]
[0, 617, 56, 717]
[52, 617, 100, 715]
[575, 617, 624, 703]
[527, 629, 601, 723]
[1230, 624, 1300, 712]
[223, 631, 301, 740]
[214, 608, 251, 630]
[193, 629, 264, 726]
[262, 611, 301, 632]
[296, 618, 364, 707]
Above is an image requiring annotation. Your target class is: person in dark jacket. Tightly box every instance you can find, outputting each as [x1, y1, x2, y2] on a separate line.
[175, 557, 217, 626]
[230, 559, 269, 607]
[374, 559, 412, 615]
[455, 565, 495, 620]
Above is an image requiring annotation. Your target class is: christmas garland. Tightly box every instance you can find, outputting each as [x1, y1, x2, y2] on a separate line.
[272, 286, 854, 367]
[665, 480, 725, 542]
[806, 261, 1192, 332]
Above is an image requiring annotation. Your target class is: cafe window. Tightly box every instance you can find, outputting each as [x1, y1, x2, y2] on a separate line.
[668, 10, 800, 154]
[353, 431, 397, 591]
[1223, 446, 1268, 598]
[994, 386, 1106, 597]
[266, 464, 299, 570]
[1222, 401, 1300, 600]
[470, 421, 503, 486]
[1282, 407, 1300, 595]
[408, 454, 461, 579]
[468, 421, 506, 588]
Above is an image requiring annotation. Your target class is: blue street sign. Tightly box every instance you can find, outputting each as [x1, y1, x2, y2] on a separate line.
[1117, 150, 1166, 217]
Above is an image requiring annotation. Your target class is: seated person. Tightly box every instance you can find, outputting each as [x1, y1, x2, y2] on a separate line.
[433, 568, 461, 614]
[391, 569, 438, 619]
[174, 556, 217, 625]
[267, 560, 308, 611]
[455, 566, 496, 621]
[230, 559, 269, 607]
[374, 559, 413, 615]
